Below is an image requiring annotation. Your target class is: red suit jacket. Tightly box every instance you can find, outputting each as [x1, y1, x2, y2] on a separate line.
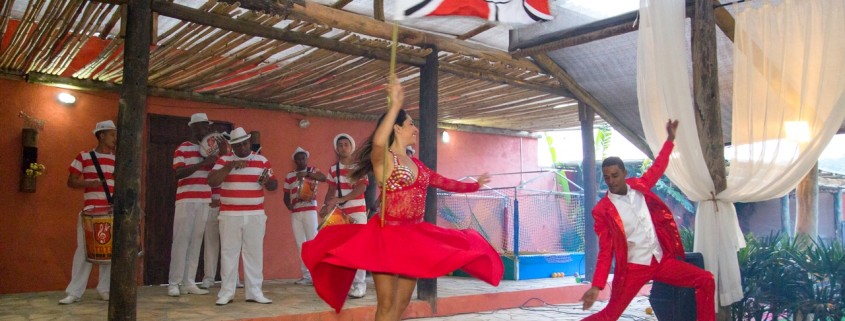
[591, 140, 685, 292]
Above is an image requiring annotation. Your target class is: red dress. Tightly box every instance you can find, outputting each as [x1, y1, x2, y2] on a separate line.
[301, 156, 504, 312]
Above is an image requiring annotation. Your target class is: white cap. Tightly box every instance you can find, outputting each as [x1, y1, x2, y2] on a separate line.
[228, 127, 251, 144]
[292, 147, 310, 160]
[188, 113, 213, 126]
[93, 120, 116, 134]
[333, 133, 356, 152]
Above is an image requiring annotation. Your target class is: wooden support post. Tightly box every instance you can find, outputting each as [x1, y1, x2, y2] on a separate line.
[108, 0, 151, 319]
[373, 0, 384, 21]
[417, 45, 438, 312]
[781, 194, 793, 237]
[834, 189, 843, 241]
[691, 0, 726, 194]
[579, 102, 598, 282]
[795, 163, 819, 242]
[692, 0, 727, 315]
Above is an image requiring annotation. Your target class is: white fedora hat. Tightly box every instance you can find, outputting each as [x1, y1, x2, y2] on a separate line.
[292, 147, 310, 160]
[228, 127, 251, 145]
[188, 113, 213, 126]
[93, 120, 116, 134]
[333, 133, 356, 152]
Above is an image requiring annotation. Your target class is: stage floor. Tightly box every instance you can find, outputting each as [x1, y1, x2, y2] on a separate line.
[0, 276, 645, 320]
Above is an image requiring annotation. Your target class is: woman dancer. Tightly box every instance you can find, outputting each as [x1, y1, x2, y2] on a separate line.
[302, 80, 503, 321]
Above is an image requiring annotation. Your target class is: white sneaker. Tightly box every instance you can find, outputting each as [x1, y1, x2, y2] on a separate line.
[348, 284, 366, 299]
[294, 278, 313, 285]
[58, 295, 80, 305]
[200, 279, 215, 289]
[167, 285, 180, 297]
[180, 284, 209, 295]
[246, 296, 272, 304]
[215, 296, 233, 306]
[100, 292, 110, 301]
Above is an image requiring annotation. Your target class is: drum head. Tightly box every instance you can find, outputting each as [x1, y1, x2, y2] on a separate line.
[200, 132, 224, 157]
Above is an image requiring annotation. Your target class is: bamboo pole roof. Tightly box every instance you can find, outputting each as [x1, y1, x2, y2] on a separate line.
[0, 0, 592, 135]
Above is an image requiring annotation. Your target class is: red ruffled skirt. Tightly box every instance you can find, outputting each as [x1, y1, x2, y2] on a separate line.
[301, 217, 504, 312]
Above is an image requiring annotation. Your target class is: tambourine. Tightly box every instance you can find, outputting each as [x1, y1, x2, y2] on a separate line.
[200, 132, 226, 157]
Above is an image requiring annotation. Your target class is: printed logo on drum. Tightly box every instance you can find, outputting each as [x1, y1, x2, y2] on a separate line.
[95, 223, 112, 244]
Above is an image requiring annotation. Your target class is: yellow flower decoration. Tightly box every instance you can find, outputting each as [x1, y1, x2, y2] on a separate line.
[25, 163, 46, 177]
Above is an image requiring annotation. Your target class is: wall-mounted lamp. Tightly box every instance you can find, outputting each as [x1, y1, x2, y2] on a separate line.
[57, 92, 76, 105]
[441, 131, 450, 143]
[298, 119, 310, 128]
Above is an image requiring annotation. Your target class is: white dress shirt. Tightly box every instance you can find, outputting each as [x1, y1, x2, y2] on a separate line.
[608, 184, 663, 265]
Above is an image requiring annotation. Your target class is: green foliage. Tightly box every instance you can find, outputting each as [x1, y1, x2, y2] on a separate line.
[595, 124, 612, 160]
[679, 226, 695, 252]
[635, 159, 696, 213]
[731, 233, 845, 321]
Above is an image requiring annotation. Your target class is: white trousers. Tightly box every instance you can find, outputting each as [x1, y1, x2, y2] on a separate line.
[168, 202, 209, 286]
[202, 205, 221, 284]
[218, 214, 266, 300]
[291, 210, 318, 280]
[65, 214, 111, 297]
[348, 212, 368, 289]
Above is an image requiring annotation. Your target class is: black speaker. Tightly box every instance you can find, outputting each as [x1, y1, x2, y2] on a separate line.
[648, 252, 705, 321]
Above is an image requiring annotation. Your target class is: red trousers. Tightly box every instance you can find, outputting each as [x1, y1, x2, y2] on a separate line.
[584, 257, 715, 321]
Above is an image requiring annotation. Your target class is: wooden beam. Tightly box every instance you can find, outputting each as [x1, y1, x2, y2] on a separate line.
[109, 0, 150, 318]
[511, 11, 639, 58]
[284, 1, 537, 70]
[457, 23, 495, 40]
[713, 0, 735, 42]
[23, 72, 541, 137]
[152, 1, 426, 66]
[438, 122, 536, 138]
[26, 72, 379, 121]
[152, 1, 563, 95]
[511, 0, 700, 58]
[531, 54, 654, 159]
[692, 0, 726, 194]
[417, 45, 438, 311]
[332, 0, 353, 9]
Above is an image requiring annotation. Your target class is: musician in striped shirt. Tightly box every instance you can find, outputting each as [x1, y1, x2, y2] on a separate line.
[208, 127, 278, 305]
[322, 133, 369, 299]
[168, 113, 219, 297]
[284, 147, 326, 286]
[59, 120, 116, 305]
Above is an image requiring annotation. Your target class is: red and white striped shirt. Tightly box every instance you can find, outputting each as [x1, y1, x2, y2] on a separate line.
[326, 162, 368, 215]
[213, 152, 275, 216]
[173, 141, 212, 204]
[284, 167, 320, 213]
[68, 150, 115, 210]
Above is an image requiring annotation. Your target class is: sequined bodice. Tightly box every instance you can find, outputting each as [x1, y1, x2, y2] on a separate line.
[385, 151, 415, 191]
[380, 156, 481, 225]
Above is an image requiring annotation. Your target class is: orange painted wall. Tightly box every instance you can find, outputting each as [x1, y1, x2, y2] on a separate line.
[0, 78, 541, 294]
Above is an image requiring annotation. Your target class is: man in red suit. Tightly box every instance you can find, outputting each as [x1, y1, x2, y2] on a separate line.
[580, 119, 715, 321]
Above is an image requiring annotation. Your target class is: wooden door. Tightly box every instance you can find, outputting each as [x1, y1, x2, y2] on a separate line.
[144, 114, 231, 285]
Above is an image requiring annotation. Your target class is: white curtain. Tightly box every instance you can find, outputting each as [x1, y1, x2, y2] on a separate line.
[637, 0, 845, 307]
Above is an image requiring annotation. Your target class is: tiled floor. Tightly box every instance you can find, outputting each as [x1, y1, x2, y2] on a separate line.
[413, 296, 655, 321]
[0, 276, 654, 320]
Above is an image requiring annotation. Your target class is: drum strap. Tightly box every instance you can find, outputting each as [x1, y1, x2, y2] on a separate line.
[89, 151, 114, 205]
[335, 162, 347, 206]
